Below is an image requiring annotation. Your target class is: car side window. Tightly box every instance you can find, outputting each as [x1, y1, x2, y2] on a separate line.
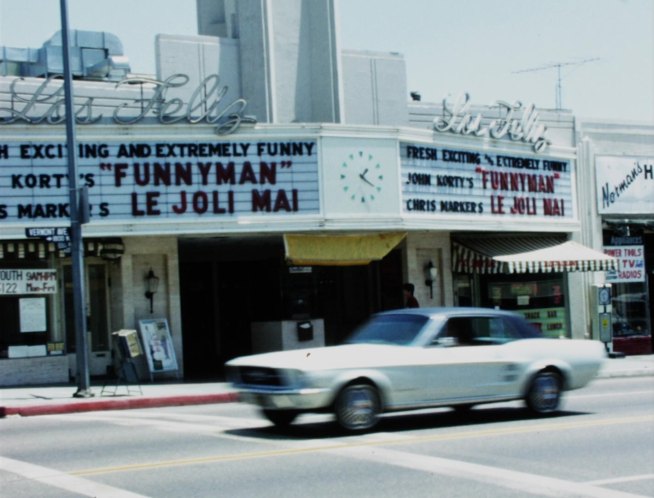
[484, 317, 522, 343]
[437, 316, 521, 346]
[440, 317, 474, 346]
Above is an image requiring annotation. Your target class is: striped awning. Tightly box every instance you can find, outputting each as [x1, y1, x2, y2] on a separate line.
[453, 237, 618, 274]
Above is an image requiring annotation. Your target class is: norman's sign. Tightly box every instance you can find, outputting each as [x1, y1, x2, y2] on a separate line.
[596, 156, 654, 215]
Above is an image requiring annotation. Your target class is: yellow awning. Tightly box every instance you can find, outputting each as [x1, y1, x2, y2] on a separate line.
[284, 233, 406, 266]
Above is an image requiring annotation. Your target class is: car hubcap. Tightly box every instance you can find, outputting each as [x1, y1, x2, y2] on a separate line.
[532, 374, 560, 412]
[338, 386, 378, 430]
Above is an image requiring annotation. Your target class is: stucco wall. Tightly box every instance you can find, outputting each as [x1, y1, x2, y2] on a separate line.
[0, 356, 68, 386]
[120, 236, 184, 378]
[341, 50, 409, 126]
[403, 232, 453, 308]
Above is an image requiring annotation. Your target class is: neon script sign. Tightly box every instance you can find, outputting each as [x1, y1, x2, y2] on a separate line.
[0, 74, 257, 135]
[433, 93, 551, 152]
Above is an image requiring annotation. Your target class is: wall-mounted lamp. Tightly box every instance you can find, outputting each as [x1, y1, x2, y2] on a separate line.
[424, 261, 438, 299]
[144, 268, 159, 314]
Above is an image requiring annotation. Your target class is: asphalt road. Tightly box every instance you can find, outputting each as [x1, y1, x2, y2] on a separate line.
[1, 377, 653, 498]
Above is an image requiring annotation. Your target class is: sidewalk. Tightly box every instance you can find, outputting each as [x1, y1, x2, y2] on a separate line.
[1, 355, 652, 418]
[1, 381, 237, 418]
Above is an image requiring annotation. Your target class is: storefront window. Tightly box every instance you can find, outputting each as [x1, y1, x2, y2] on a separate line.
[603, 232, 652, 354]
[483, 275, 568, 338]
[0, 266, 61, 358]
[454, 274, 474, 307]
[612, 282, 649, 337]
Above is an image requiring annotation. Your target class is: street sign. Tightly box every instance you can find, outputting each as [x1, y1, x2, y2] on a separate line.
[25, 227, 71, 252]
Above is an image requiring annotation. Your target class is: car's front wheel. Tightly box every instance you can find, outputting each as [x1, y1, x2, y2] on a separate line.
[261, 409, 298, 427]
[334, 383, 381, 432]
[526, 371, 562, 414]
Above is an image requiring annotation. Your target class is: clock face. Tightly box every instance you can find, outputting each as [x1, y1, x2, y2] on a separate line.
[339, 151, 384, 204]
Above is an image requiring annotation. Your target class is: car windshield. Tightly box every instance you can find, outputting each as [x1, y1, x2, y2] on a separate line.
[344, 314, 429, 346]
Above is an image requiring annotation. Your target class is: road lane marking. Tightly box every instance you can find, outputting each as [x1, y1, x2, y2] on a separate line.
[571, 390, 654, 399]
[51, 411, 269, 433]
[0, 456, 149, 498]
[585, 474, 654, 486]
[69, 413, 653, 477]
[335, 446, 650, 498]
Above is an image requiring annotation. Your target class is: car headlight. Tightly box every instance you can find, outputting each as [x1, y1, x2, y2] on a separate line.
[284, 369, 310, 389]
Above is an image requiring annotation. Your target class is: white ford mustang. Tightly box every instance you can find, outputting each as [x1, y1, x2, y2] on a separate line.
[225, 307, 606, 431]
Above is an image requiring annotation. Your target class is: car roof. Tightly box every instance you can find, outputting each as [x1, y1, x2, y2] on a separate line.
[376, 307, 520, 319]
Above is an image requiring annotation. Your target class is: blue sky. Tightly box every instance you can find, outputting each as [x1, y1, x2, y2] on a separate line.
[1, 0, 652, 122]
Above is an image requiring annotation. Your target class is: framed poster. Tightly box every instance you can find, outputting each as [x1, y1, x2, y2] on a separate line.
[19, 297, 47, 332]
[138, 318, 178, 374]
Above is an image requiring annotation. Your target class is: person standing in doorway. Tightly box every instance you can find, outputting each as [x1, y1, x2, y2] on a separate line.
[403, 283, 419, 308]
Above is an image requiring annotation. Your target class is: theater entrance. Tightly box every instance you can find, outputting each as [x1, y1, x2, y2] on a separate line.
[178, 237, 403, 380]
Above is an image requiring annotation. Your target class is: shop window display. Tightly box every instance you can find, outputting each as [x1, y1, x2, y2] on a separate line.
[484, 276, 568, 338]
[0, 266, 61, 358]
[611, 282, 649, 337]
[603, 234, 652, 354]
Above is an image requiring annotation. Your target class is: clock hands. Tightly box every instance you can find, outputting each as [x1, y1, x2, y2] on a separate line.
[340, 152, 383, 203]
[359, 168, 375, 187]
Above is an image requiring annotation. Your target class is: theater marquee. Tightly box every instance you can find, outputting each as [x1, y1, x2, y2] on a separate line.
[0, 139, 320, 225]
[400, 141, 575, 223]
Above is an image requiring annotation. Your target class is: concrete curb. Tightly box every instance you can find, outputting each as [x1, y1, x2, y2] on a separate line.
[0, 392, 238, 418]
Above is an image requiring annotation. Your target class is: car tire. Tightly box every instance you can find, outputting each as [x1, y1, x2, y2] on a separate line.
[526, 371, 562, 415]
[262, 409, 298, 427]
[334, 383, 381, 432]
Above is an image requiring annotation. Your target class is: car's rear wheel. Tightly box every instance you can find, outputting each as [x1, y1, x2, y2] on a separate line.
[526, 371, 562, 414]
[261, 409, 298, 427]
[334, 383, 381, 432]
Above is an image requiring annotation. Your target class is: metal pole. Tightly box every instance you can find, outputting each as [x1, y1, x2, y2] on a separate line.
[555, 64, 563, 109]
[59, 0, 93, 398]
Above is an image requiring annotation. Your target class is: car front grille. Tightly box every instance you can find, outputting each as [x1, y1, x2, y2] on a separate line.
[238, 366, 285, 387]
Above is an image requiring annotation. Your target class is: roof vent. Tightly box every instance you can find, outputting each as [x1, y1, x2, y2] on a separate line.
[1, 30, 131, 81]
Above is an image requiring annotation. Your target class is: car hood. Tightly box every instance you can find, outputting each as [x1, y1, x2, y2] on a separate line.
[226, 343, 411, 371]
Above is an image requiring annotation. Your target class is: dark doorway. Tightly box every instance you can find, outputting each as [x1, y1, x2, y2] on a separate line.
[312, 250, 404, 344]
[178, 237, 404, 380]
[179, 238, 283, 380]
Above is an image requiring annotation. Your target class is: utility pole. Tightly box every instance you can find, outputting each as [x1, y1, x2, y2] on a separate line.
[513, 58, 600, 109]
[59, 0, 93, 398]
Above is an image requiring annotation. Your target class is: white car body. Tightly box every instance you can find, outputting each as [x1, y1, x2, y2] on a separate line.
[226, 308, 606, 431]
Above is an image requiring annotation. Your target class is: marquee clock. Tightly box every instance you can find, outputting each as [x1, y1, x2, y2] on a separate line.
[339, 150, 385, 204]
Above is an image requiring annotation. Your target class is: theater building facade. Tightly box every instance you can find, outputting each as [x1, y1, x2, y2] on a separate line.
[1, 0, 639, 386]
